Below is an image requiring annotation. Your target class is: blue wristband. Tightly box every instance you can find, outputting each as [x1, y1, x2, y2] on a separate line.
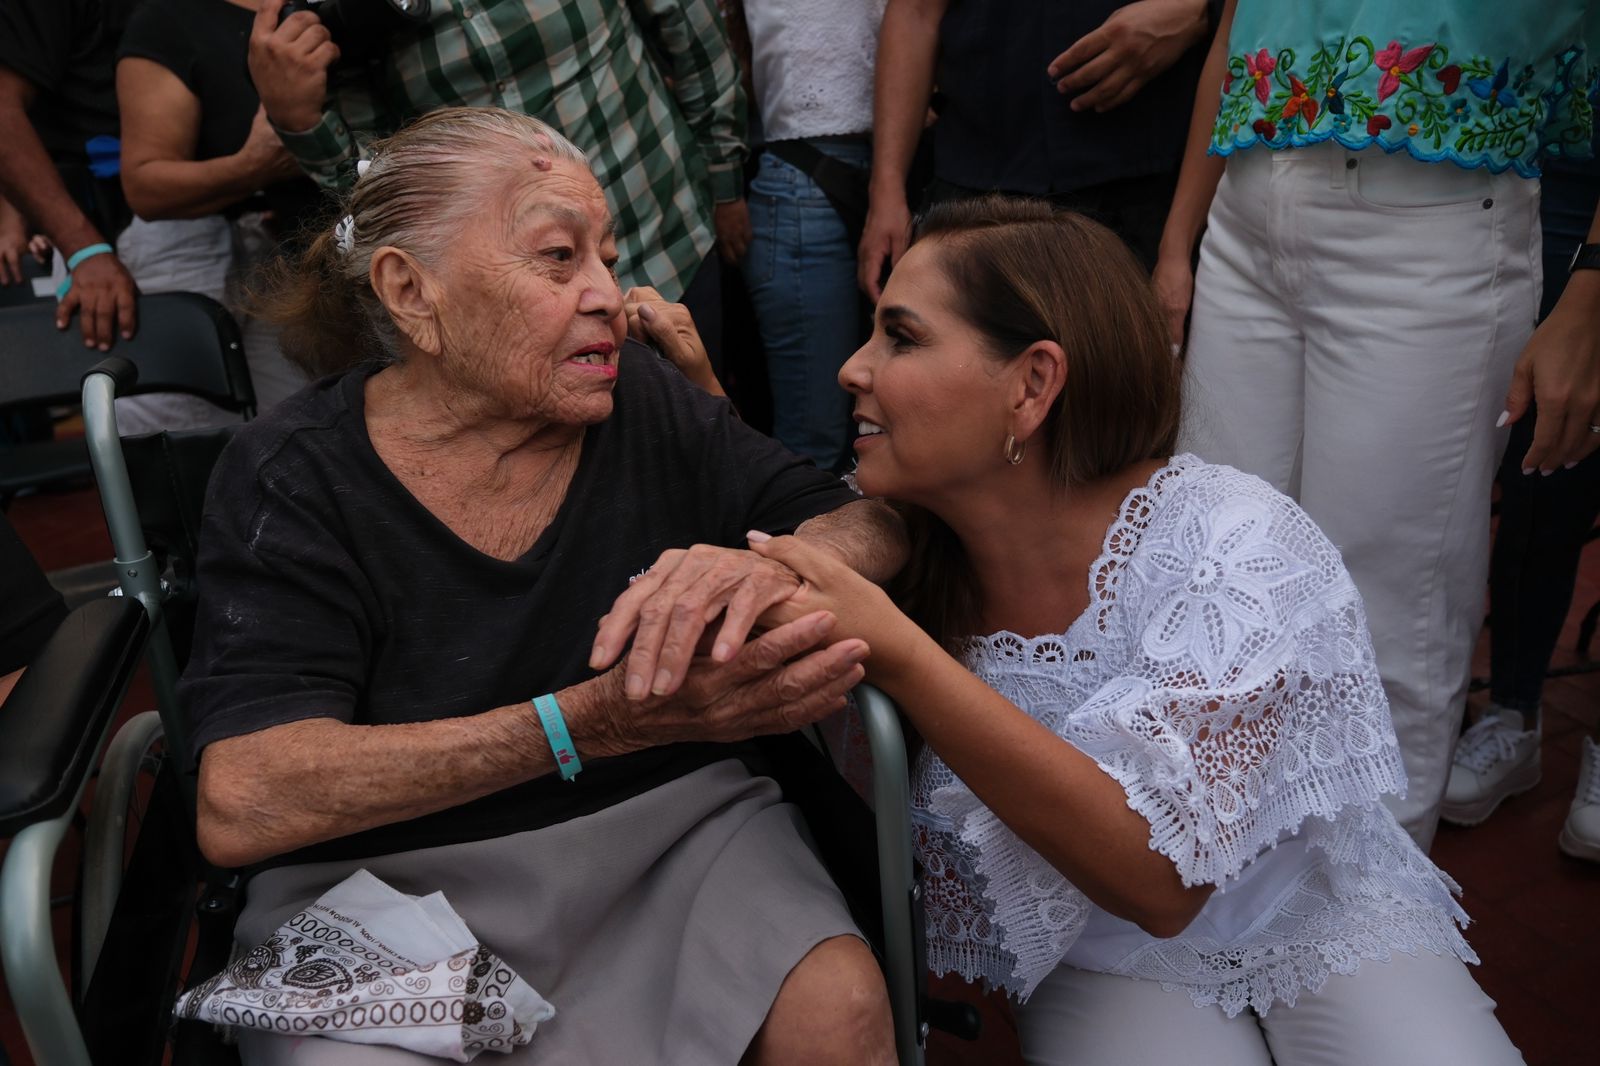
[56, 242, 115, 300]
[532, 693, 582, 781]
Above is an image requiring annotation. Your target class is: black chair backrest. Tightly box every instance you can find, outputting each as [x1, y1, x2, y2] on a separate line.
[0, 291, 254, 414]
[0, 258, 51, 309]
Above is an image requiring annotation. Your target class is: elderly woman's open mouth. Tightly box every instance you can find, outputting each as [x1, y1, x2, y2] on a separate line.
[565, 340, 619, 377]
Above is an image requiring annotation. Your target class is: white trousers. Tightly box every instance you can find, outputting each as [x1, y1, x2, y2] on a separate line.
[113, 214, 308, 434]
[1017, 950, 1523, 1066]
[1178, 144, 1541, 849]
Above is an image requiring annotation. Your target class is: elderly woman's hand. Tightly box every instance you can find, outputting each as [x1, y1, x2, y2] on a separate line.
[593, 610, 869, 748]
[623, 286, 725, 397]
[591, 544, 804, 700]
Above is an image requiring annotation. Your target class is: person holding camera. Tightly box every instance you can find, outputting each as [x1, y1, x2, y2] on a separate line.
[247, 0, 749, 370]
[112, 0, 323, 430]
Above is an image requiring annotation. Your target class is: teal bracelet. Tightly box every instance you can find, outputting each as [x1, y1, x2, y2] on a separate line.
[532, 693, 582, 781]
[55, 242, 115, 300]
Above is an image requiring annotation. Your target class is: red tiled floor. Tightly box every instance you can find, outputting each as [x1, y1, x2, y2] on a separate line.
[2, 486, 1595, 1065]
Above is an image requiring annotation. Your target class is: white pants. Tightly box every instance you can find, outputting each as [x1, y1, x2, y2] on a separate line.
[1178, 144, 1541, 849]
[113, 214, 308, 434]
[1018, 951, 1523, 1066]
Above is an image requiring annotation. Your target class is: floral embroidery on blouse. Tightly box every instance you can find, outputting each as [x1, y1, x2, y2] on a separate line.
[1210, 36, 1598, 175]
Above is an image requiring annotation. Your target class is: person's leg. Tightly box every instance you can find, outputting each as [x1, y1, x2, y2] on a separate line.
[1178, 149, 1307, 495]
[1258, 950, 1523, 1066]
[1015, 965, 1274, 1066]
[744, 143, 869, 471]
[740, 934, 894, 1066]
[1295, 146, 1540, 849]
[1458, 158, 1600, 823]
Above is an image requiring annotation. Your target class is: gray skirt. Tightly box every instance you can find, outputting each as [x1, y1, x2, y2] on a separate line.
[233, 760, 859, 1065]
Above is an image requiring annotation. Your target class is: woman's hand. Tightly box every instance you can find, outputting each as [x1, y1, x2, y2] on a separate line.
[745, 531, 925, 681]
[1503, 271, 1600, 474]
[591, 544, 804, 700]
[1152, 249, 1194, 351]
[591, 611, 869, 751]
[858, 191, 911, 302]
[623, 285, 725, 396]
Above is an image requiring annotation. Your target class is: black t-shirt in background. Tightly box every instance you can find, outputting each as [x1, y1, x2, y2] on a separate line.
[117, 0, 322, 233]
[179, 343, 861, 865]
[0, 0, 125, 167]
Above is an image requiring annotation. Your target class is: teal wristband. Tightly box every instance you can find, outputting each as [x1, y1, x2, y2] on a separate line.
[56, 242, 115, 300]
[532, 694, 582, 781]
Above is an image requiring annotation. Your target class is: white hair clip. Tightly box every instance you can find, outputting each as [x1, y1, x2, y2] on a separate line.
[356, 158, 372, 179]
[334, 214, 356, 255]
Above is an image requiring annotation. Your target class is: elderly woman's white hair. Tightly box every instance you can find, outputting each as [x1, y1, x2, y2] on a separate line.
[261, 107, 590, 376]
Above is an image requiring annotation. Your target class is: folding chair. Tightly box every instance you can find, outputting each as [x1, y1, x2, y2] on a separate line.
[0, 291, 253, 505]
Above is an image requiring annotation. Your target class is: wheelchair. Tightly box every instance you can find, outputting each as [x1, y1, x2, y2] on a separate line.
[0, 301, 978, 1064]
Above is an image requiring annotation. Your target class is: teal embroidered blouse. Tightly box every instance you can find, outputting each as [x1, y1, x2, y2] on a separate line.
[1208, 0, 1600, 176]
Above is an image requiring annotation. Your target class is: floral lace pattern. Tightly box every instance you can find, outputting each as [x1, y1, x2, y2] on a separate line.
[1210, 36, 1598, 175]
[913, 456, 1475, 1010]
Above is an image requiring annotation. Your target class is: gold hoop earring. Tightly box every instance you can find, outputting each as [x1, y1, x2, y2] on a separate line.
[1003, 433, 1026, 465]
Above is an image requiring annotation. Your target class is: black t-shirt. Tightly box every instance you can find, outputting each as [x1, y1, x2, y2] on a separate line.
[117, 0, 321, 230]
[0, 0, 125, 166]
[934, 0, 1218, 194]
[0, 512, 68, 676]
[179, 343, 860, 865]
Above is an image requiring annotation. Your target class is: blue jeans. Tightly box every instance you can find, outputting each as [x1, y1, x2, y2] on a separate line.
[744, 139, 870, 471]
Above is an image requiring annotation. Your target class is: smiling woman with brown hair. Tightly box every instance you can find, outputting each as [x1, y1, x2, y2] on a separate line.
[750, 196, 1524, 1065]
[178, 107, 903, 1064]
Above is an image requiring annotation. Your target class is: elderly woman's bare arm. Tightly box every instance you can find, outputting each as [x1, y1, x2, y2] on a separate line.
[794, 497, 907, 584]
[197, 613, 865, 868]
[590, 498, 906, 701]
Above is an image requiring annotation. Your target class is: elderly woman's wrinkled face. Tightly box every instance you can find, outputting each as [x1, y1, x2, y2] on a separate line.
[431, 157, 626, 425]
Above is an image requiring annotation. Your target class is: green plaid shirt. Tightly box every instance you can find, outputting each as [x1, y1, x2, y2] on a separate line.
[277, 0, 746, 300]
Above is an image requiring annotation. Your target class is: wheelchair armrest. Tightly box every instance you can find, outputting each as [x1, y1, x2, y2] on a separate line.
[0, 597, 149, 837]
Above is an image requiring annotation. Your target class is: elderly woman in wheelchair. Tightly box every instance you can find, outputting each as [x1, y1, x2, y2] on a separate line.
[177, 107, 903, 1065]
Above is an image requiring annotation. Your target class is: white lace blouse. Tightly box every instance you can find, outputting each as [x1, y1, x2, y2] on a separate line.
[913, 455, 1476, 1016]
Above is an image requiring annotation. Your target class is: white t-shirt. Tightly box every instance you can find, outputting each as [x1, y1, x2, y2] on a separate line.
[743, 0, 885, 141]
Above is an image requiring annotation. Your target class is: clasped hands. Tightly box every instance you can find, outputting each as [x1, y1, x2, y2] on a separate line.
[585, 537, 908, 747]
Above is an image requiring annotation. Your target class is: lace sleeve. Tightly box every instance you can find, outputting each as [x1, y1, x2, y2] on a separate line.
[1064, 485, 1408, 888]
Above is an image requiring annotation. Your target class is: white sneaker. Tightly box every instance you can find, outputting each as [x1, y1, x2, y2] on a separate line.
[1441, 707, 1541, 826]
[1558, 737, 1600, 862]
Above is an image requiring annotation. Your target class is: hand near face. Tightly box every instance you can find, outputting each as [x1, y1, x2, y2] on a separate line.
[250, 0, 341, 133]
[590, 544, 807, 701]
[1047, 0, 1211, 113]
[623, 285, 724, 396]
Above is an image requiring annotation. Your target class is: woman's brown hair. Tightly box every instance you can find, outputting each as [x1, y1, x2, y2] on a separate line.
[888, 196, 1181, 646]
[254, 108, 588, 377]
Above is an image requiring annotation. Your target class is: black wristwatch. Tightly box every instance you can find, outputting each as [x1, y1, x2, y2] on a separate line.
[1570, 242, 1600, 273]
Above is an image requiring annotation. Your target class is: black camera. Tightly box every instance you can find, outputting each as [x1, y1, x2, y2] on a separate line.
[279, 0, 432, 65]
